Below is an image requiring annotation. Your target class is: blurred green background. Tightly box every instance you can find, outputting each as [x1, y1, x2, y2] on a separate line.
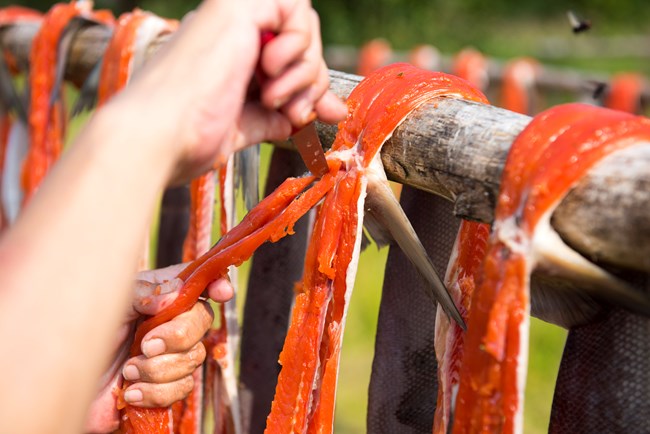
[22, 0, 650, 432]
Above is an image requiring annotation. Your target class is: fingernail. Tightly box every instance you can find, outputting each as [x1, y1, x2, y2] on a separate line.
[142, 338, 166, 358]
[301, 108, 317, 125]
[273, 96, 288, 109]
[124, 389, 143, 404]
[122, 364, 140, 381]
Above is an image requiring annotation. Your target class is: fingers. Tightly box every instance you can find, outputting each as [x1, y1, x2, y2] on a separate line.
[260, 27, 311, 80]
[260, 7, 322, 112]
[278, 59, 342, 126]
[136, 263, 187, 285]
[262, 59, 320, 121]
[130, 263, 191, 319]
[122, 301, 213, 407]
[315, 90, 349, 124]
[259, 5, 347, 127]
[124, 342, 206, 384]
[123, 373, 195, 408]
[206, 277, 236, 302]
[132, 269, 234, 317]
[140, 300, 214, 356]
[130, 278, 183, 318]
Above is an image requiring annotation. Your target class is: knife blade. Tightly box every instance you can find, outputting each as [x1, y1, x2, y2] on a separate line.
[290, 122, 329, 177]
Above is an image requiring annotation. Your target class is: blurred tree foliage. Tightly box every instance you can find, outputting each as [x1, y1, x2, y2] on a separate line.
[13, 0, 650, 42]
[12, 0, 650, 63]
[312, 0, 650, 48]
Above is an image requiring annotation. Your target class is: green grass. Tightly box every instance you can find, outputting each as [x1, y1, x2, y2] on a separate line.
[524, 318, 567, 434]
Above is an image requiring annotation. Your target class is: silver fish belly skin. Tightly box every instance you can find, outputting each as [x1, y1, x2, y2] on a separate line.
[368, 187, 460, 433]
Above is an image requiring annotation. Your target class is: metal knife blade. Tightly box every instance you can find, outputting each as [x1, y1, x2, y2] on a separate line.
[290, 122, 329, 177]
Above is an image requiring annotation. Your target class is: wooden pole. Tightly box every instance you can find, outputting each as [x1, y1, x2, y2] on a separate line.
[2, 23, 650, 273]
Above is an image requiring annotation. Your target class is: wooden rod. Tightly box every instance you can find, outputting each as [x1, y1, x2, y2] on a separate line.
[2, 23, 650, 273]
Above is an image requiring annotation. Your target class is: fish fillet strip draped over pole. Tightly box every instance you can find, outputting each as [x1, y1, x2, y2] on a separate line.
[452, 103, 650, 433]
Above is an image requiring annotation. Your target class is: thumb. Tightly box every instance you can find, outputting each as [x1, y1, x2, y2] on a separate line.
[131, 278, 184, 317]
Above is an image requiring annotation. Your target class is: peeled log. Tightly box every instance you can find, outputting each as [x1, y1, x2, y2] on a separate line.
[1, 24, 649, 272]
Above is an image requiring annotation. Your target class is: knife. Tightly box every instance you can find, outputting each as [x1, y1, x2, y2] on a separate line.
[259, 31, 330, 178]
[290, 122, 329, 177]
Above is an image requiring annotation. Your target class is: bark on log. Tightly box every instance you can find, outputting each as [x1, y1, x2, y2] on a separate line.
[2, 23, 650, 273]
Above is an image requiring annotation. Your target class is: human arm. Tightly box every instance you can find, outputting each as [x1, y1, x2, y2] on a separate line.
[0, 0, 346, 432]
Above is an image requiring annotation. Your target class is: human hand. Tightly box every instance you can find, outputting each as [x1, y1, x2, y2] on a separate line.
[109, 0, 347, 184]
[82, 264, 233, 433]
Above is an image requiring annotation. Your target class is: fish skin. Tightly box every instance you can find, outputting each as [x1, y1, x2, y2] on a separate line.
[367, 188, 460, 433]
[234, 143, 260, 211]
[50, 16, 97, 109]
[529, 271, 603, 328]
[71, 56, 103, 117]
[0, 54, 27, 122]
[1, 118, 27, 225]
[239, 147, 310, 434]
[549, 276, 650, 434]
